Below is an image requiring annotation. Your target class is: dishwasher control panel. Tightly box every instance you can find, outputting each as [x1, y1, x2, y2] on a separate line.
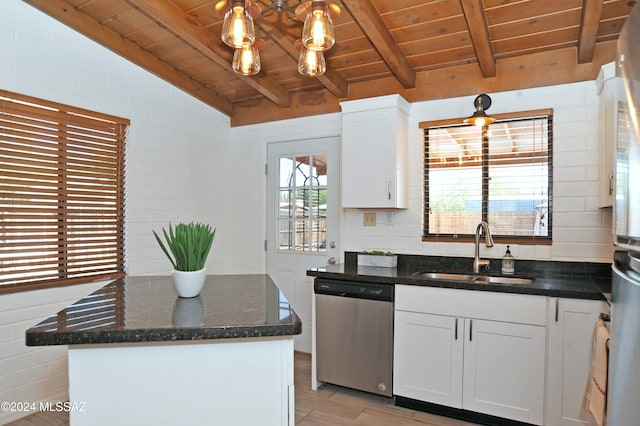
[314, 279, 394, 302]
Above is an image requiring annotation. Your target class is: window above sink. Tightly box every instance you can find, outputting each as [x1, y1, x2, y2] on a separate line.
[420, 109, 553, 245]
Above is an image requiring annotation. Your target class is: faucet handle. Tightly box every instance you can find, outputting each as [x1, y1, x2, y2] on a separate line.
[473, 257, 491, 274]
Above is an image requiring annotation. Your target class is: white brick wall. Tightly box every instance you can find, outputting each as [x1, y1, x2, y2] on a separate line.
[0, 281, 104, 424]
[230, 82, 614, 265]
[230, 114, 343, 273]
[0, 1, 232, 423]
[333, 82, 614, 262]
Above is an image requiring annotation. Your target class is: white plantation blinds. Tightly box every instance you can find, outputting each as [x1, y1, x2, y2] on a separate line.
[0, 90, 129, 291]
[423, 110, 552, 242]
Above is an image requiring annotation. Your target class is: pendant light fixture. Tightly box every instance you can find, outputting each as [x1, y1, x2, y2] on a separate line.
[218, 0, 258, 49]
[295, 1, 341, 52]
[216, 0, 341, 77]
[295, 39, 326, 77]
[232, 39, 264, 76]
[300, 1, 335, 51]
[261, 0, 296, 15]
[464, 94, 496, 127]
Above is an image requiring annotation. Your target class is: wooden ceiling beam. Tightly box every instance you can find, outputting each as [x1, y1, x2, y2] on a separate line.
[341, 0, 416, 88]
[578, 0, 604, 63]
[22, 0, 234, 116]
[231, 88, 341, 126]
[459, 0, 496, 78]
[256, 19, 348, 98]
[128, 0, 290, 108]
[233, 41, 616, 127]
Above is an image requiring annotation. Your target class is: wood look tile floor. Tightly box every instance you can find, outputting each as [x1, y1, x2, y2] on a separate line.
[6, 352, 478, 426]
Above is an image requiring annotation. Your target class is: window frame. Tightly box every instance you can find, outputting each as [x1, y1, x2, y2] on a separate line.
[0, 89, 129, 294]
[420, 109, 553, 245]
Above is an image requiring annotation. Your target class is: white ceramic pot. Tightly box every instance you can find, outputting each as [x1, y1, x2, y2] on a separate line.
[171, 268, 206, 298]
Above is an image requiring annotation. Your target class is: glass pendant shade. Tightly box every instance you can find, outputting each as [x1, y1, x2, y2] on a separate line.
[298, 46, 326, 77]
[221, 2, 255, 48]
[232, 43, 260, 75]
[301, 2, 335, 51]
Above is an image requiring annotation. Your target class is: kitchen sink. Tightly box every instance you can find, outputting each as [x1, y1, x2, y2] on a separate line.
[470, 275, 534, 285]
[413, 271, 534, 285]
[415, 272, 476, 281]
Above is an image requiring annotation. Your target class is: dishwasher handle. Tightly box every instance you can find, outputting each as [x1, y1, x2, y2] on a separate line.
[314, 279, 393, 302]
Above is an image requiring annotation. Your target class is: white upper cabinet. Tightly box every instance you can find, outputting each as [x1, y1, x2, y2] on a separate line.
[340, 95, 410, 209]
[596, 62, 621, 208]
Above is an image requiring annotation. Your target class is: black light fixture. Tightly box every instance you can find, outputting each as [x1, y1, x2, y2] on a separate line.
[464, 94, 496, 127]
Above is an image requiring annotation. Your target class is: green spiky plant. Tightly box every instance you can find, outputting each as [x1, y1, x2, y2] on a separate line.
[153, 222, 216, 271]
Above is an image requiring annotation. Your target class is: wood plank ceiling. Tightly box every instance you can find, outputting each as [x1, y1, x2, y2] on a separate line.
[22, 0, 635, 126]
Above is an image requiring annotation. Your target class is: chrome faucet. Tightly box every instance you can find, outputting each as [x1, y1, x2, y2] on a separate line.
[473, 221, 494, 274]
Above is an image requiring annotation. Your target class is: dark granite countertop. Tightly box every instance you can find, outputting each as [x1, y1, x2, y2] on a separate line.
[26, 274, 302, 346]
[307, 254, 611, 301]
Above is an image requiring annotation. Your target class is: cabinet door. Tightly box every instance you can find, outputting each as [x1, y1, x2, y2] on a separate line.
[393, 310, 463, 407]
[341, 96, 409, 209]
[546, 298, 608, 426]
[597, 62, 619, 208]
[342, 110, 396, 208]
[463, 319, 546, 425]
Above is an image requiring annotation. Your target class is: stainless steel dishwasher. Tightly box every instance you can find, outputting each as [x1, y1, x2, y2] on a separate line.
[314, 278, 393, 397]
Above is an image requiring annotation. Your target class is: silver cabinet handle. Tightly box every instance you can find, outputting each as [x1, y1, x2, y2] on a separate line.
[387, 180, 391, 200]
[555, 298, 559, 322]
[327, 257, 336, 265]
[609, 172, 614, 196]
[469, 319, 473, 342]
[454, 318, 458, 340]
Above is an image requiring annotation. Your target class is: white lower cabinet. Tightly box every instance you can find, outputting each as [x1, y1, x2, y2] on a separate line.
[463, 318, 546, 423]
[394, 285, 546, 425]
[394, 311, 463, 407]
[546, 298, 608, 426]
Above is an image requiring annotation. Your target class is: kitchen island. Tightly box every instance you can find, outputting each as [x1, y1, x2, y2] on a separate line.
[26, 274, 301, 426]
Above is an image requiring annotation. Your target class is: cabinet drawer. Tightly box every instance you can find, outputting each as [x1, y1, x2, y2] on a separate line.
[395, 285, 547, 326]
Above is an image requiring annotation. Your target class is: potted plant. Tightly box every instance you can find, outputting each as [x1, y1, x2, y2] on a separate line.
[153, 222, 216, 298]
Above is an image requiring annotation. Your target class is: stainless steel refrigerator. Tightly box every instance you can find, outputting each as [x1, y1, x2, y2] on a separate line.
[608, 3, 640, 425]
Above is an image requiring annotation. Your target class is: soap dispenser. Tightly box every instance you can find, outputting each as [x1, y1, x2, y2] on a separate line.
[501, 245, 515, 275]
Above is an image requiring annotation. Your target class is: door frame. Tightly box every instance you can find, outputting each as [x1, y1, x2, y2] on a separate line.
[253, 117, 343, 269]
[265, 135, 343, 353]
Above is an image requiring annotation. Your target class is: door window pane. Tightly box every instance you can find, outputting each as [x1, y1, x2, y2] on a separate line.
[276, 154, 327, 252]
